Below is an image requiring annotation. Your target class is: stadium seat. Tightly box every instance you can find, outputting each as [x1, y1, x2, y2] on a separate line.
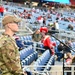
[34, 50, 51, 71]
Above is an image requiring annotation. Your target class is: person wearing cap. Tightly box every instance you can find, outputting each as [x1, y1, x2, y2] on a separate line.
[40, 27, 56, 55]
[0, 15, 26, 75]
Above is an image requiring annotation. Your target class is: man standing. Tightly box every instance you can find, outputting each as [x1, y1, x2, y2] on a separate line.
[0, 5, 4, 16]
[0, 15, 26, 75]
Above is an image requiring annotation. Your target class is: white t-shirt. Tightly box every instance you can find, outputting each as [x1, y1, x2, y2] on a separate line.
[55, 22, 59, 30]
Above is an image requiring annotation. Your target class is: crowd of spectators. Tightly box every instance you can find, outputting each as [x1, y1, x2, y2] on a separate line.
[1, 2, 75, 75]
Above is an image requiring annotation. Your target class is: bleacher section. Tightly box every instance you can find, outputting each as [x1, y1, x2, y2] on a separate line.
[0, 2, 75, 75]
[20, 45, 38, 67]
[34, 50, 54, 71]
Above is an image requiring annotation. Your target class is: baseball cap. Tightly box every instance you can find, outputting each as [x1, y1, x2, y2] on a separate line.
[40, 27, 48, 33]
[2, 15, 22, 26]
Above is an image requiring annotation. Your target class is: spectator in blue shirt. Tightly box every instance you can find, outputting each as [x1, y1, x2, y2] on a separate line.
[15, 37, 24, 50]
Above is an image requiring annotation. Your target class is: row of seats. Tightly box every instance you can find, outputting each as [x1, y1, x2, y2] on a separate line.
[34, 50, 51, 71]
[21, 51, 38, 67]
[44, 55, 55, 71]
[20, 35, 32, 41]
[24, 40, 33, 46]
[20, 45, 34, 60]
[20, 36, 33, 46]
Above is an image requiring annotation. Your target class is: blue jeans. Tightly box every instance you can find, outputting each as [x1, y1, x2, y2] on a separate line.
[0, 12, 3, 16]
[56, 52, 63, 61]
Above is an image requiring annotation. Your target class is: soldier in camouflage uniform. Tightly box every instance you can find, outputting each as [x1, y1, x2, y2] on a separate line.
[0, 15, 26, 75]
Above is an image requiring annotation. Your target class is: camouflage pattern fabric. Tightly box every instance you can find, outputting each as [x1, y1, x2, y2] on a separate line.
[32, 30, 42, 42]
[0, 34, 23, 75]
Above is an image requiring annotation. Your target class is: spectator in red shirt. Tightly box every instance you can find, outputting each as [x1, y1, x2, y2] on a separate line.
[0, 5, 4, 16]
[40, 27, 56, 55]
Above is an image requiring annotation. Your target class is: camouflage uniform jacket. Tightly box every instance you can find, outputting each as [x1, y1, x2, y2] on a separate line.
[0, 34, 24, 75]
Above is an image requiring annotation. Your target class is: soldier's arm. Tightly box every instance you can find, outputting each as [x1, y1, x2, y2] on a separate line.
[1, 40, 24, 74]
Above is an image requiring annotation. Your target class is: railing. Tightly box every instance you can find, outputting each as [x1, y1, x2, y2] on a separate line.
[64, 65, 75, 75]
[22, 65, 75, 75]
[55, 29, 75, 40]
[23, 65, 63, 75]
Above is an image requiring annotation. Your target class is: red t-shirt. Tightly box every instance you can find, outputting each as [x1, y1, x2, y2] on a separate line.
[0, 6, 4, 12]
[42, 35, 56, 55]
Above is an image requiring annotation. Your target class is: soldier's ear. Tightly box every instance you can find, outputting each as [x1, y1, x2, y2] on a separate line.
[6, 23, 12, 29]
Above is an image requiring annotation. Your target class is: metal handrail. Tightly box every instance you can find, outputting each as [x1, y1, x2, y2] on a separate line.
[22, 65, 63, 75]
